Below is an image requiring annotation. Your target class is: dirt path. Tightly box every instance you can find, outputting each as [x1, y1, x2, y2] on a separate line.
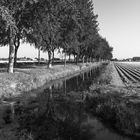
[110, 62, 125, 87]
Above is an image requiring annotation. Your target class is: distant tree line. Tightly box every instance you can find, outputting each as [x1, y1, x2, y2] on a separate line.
[0, 0, 113, 73]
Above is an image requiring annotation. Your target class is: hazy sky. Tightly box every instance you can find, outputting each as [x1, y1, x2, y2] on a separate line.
[93, 0, 140, 59]
[0, 0, 140, 59]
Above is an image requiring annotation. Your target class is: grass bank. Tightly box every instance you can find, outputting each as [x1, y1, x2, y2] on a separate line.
[0, 62, 101, 99]
[86, 63, 140, 138]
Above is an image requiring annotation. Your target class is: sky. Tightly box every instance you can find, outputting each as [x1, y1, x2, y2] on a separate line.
[0, 44, 48, 59]
[0, 44, 64, 60]
[93, 0, 140, 59]
[0, 0, 140, 59]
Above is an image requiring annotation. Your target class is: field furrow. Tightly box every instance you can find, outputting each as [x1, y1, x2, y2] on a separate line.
[114, 62, 140, 87]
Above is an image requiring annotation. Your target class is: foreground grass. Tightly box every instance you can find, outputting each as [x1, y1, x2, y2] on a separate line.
[0, 62, 101, 99]
[86, 92, 140, 137]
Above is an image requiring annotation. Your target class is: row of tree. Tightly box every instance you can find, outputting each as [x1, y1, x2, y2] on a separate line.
[0, 0, 113, 73]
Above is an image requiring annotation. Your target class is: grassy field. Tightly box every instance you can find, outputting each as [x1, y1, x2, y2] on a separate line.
[0, 62, 101, 99]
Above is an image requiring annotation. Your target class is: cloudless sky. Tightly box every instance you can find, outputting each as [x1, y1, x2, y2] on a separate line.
[0, 44, 63, 59]
[1, 0, 140, 59]
[0, 43, 49, 59]
[93, 0, 140, 59]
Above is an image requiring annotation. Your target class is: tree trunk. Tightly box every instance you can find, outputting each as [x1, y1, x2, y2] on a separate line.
[14, 33, 20, 67]
[14, 45, 19, 67]
[64, 52, 66, 67]
[8, 36, 15, 73]
[86, 57, 88, 63]
[82, 56, 85, 64]
[90, 57, 91, 63]
[52, 49, 54, 64]
[74, 54, 76, 62]
[38, 47, 41, 64]
[48, 50, 52, 68]
[76, 55, 79, 65]
[69, 54, 71, 62]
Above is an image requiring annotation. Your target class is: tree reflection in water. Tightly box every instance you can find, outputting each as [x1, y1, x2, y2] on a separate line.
[15, 91, 95, 140]
[0, 67, 102, 140]
[14, 68, 101, 140]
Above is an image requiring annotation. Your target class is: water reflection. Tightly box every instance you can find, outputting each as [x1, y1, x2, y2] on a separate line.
[0, 67, 136, 140]
[14, 93, 94, 140]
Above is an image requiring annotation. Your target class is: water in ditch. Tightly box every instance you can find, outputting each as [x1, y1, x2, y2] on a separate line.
[0, 66, 137, 140]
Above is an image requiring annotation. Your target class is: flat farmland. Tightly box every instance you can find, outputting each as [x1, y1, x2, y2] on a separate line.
[114, 62, 140, 87]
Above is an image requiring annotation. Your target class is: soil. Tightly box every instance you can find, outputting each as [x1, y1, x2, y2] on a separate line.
[91, 62, 140, 97]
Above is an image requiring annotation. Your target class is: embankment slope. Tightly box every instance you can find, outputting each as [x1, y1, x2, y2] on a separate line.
[0, 63, 101, 99]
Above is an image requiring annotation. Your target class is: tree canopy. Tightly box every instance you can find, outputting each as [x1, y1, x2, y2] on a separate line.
[0, 0, 113, 73]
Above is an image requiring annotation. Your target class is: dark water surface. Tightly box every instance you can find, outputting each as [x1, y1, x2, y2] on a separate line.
[0, 66, 136, 140]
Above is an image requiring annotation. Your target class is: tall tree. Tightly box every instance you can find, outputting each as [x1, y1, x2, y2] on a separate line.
[27, 0, 62, 68]
[0, 0, 38, 72]
[0, 6, 17, 73]
[93, 36, 113, 61]
[74, 0, 99, 63]
[59, 0, 79, 66]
